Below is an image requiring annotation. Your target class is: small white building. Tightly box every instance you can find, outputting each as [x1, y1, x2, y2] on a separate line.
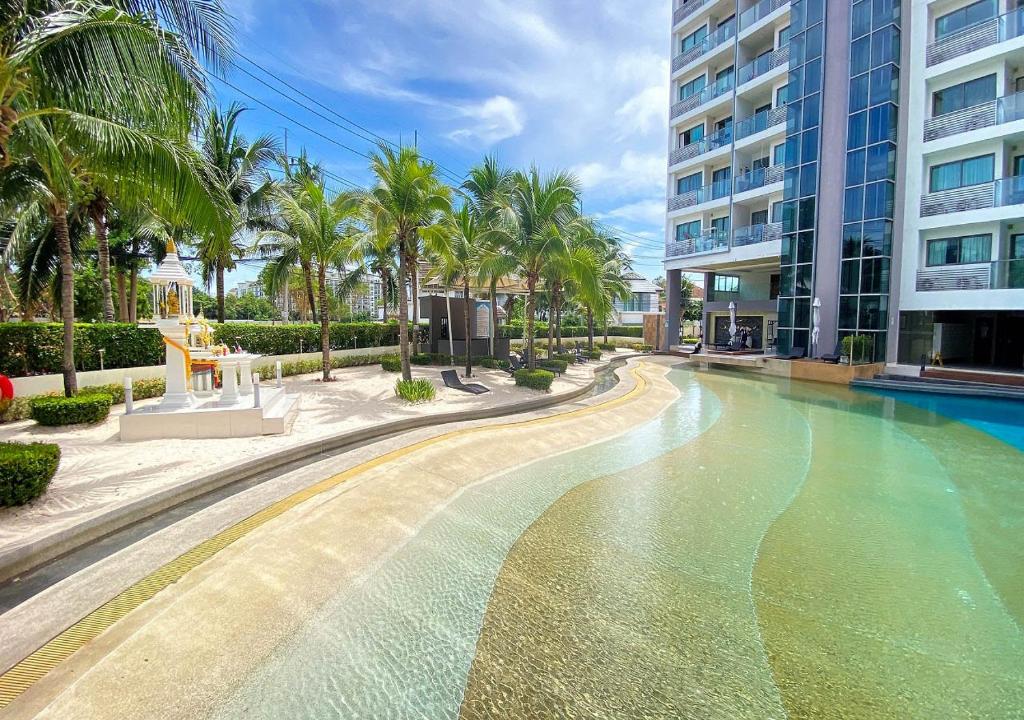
[613, 272, 661, 326]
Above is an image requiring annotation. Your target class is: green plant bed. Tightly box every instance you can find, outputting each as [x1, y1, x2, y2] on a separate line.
[380, 355, 402, 372]
[31, 393, 112, 426]
[478, 357, 510, 370]
[585, 350, 602, 360]
[682, 337, 701, 344]
[631, 343, 654, 353]
[0, 442, 61, 506]
[538, 359, 568, 375]
[514, 368, 555, 391]
[553, 353, 575, 363]
[395, 378, 436, 403]
[596, 342, 617, 351]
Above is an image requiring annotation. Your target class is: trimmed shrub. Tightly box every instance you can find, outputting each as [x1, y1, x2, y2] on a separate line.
[597, 342, 617, 351]
[410, 353, 434, 366]
[212, 322, 400, 356]
[585, 350, 602, 360]
[553, 353, 575, 363]
[478, 357, 510, 370]
[538, 359, 568, 375]
[380, 355, 402, 372]
[631, 343, 654, 353]
[0, 323, 164, 377]
[395, 378, 435, 403]
[31, 393, 112, 426]
[0, 442, 61, 506]
[682, 337, 701, 344]
[514, 368, 555, 391]
[79, 378, 167, 405]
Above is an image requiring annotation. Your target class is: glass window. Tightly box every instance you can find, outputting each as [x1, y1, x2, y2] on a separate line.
[681, 26, 709, 53]
[843, 224, 863, 258]
[861, 219, 892, 256]
[771, 201, 784, 222]
[675, 220, 701, 241]
[795, 296, 811, 326]
[864, 181, 894, 219]
[839, 296, 859, 329]
[867, 103, 897, 143]
[776, 84, 789, 106]
[751, 209, 769, 225]
[850, 37, 870, 75]
[869, 64, 897, 105]
[935, 0, 997, 41]
[846, 148, 866, 186]
[714, 275, 740, 293]
[932, 74, 996, 116]
[799, 161, 818, 197]
[773, 143, 786, 166]
[677, 172, 703, 194]
[679, 74, 707, 100]
[848, 111, 868, 149]
[871, 26, 900, 67]
[804, 24, 823, 60]
[849, 73, 869, 112]
[928, 154, 994, 191]
[711, 216, 730, 235]
[865, 142, 895, 182]
[859, 295, 887, 331]
[926, 234, 992, 265]
[844, 186, 864, 222]
[798, 198, 816, 230]
[860, 258, 890, 294]
[802, 92, 821, 130]
[778, 25, 791, 47]
[682, 123, 705, 146]
[852, 0, 871, 38]
[798, 231, 815, 263]
[841, 259, 861, 293]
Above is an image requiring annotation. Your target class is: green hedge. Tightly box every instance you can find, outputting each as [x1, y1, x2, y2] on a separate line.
[514, 368, 554, 391]
[478, 358, 510, 370]
[213, 322, 401, 355]
[31, 393, 113, 426]
[253, 353, 392, 380]
[0, 442, 61, 506]
[395, 378, 435, 403]
[380, 355, 402, 372]
[585, 350, 602, 360]
[631, 343, 654, 353]
[0, 323, 165, 377]
[596, 342, 617, 351]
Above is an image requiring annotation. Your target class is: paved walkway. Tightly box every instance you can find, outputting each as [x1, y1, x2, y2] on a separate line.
[0, 361, 598, 567]
[0, 358, 679, 719]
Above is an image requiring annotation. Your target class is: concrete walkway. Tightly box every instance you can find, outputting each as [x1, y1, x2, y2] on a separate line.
[0, 361, 599, 578]
[0, 358, 679, 719]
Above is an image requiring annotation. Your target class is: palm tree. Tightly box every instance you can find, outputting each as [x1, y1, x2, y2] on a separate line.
[498, 168, 581, 369]
[427, 205, 489, 377]
[1, 4, 230, 394]
[197, 103, 278, 323]
[260, 178, 361, 381]
[363, 143, 451, 382]
[463, 156, 514, 357]
[573, 223, 631, 350]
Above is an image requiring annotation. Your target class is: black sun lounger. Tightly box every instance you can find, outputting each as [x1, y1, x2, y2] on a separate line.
[442, 369, 490, 395]
[778, 346, 806, 360]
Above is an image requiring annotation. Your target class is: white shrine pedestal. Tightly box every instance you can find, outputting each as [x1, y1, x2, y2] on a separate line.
[216, 353, 261, 405]
[156, 319, 195, 410]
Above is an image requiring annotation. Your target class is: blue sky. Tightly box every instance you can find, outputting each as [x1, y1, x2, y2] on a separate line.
[214, 0, 672, 290]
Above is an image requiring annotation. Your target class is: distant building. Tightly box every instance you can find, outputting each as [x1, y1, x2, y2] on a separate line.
[235, 280, 264, 298]
[613, 272, 660, 326]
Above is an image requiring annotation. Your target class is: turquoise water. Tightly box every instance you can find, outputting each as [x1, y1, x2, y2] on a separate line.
[860, 388, 1024, 451]
[213, 367, 1024, 719]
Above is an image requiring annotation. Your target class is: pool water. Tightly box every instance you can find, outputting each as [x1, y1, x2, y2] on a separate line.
[214, 367, 1024, 719]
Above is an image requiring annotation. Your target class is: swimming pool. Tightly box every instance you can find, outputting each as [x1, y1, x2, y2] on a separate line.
[205, 366, 1023, 719]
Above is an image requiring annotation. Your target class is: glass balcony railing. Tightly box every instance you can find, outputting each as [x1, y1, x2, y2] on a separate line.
[673, 20, 736, 73]
[739, 0, 789, 32]
[927, 8, 1024, 66]
[991, 259, 1024, 289]
[671, 77, 735, 119]
[994, 174, 1024, 207]
[668, 177, 733, 211]
[665, 229, 730, 258]
[737, 45, 790, 86]
[924, 91, 1024, 142]
[732, 222, 782, 247]
[734, 106, 787, 141]
[668, 125, 732, 166]
[734, 164, 784, 194]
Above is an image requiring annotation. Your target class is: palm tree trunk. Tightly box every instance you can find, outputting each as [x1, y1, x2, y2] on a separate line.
[411, 258, 420, 354]
[216, 259, 226, 323]
[318, 264, 331, 381]
[587, 307, 595, 350]
[91, 197, 115, 322]
[128, 238, 140, 323]
[301, 260, 316, 322]
[525, 275, 537, 370]
[52, 205, 77, 397]
[397, 247, 412, 381]
[546, 291, 554, 360]
[603, 317, 609, 344]
[379, 270, 389, 322]
[116, 272, 128, 320]
[0, 263, 16, 322]
[464, 277, 473, 378]
[489, 277, 497, 358]
[445, 287, 454, 361]
[554, 286, 562, 352]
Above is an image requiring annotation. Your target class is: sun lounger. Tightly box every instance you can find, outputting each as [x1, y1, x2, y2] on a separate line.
[442, 369, 490, 395]
[777, 346, 806, 361]
[821, 342, 842, 364]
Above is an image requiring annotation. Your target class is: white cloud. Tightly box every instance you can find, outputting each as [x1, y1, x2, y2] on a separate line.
[574, 151, 665, 196]
[599, 199, 667, 227]
[447, 96, 525, 145]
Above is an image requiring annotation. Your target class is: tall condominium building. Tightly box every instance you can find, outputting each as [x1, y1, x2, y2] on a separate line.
[663, 0, 1024, 370]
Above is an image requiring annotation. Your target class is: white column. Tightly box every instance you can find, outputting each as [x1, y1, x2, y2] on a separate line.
[157, 320, 193, 410]
[219, 360, 240, 405]
[238, 359, 254, 396]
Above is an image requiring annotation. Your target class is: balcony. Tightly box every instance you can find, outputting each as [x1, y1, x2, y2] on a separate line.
[734, 105, 787, 141]
[671, 78, 734, 120]
[667, 178, 732, 211]
[737, 45, 790, 87]
[733, 222, 782, 247]
[926, 8, 1024, 67]
[673, 0, 714, 27]
[920, 176, 1024, 216]
[739, 0, 789, 32]
[915, 259, 1024, 291]
[668, 126, 732, 166]
[734, 164, 784, 194]
[666, 229, 729, 259]
[923, 92, 1024, 142]
[673, 21, 736, 73]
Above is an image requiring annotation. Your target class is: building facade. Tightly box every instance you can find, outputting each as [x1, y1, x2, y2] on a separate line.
[613, 272, 661, 325]
[664, 0, 1024, 371]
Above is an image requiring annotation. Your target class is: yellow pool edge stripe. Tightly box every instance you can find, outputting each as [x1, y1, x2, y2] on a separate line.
[0, 363, 652, 709]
